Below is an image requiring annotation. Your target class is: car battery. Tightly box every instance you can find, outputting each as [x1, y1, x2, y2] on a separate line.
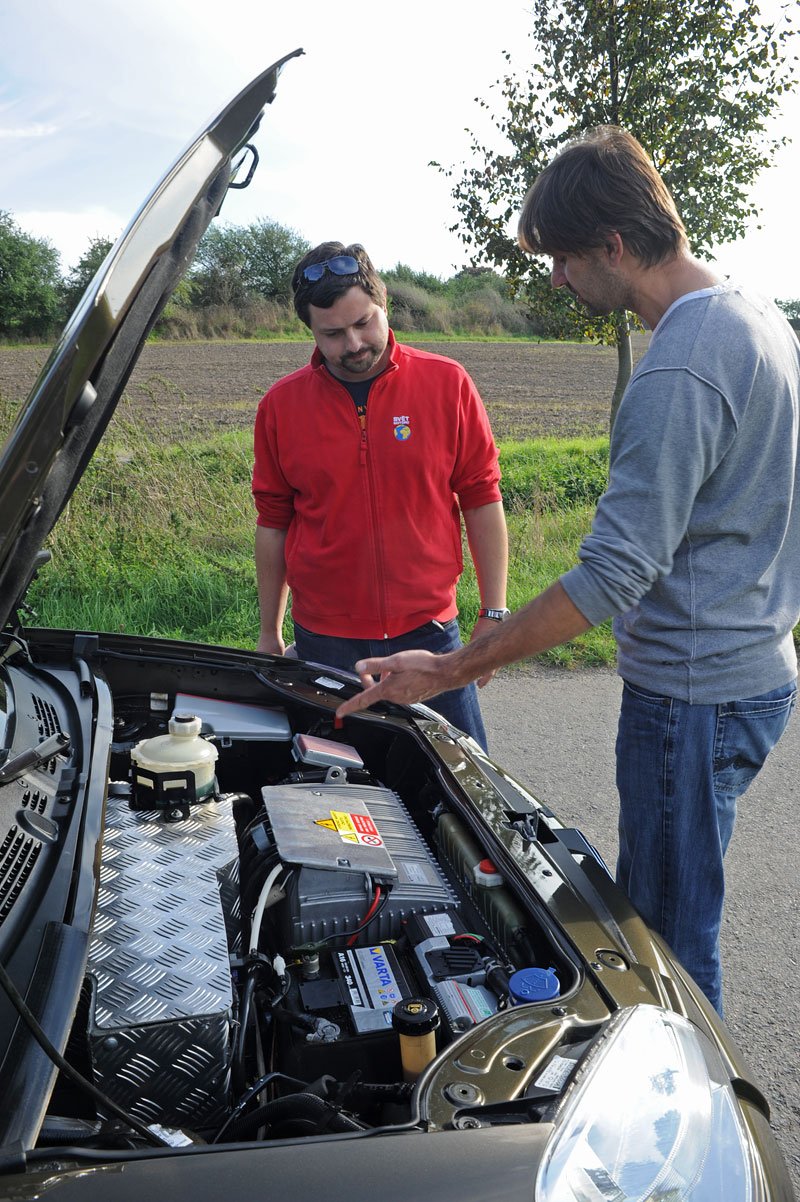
[283, 943, 415, 1082]
[301, 943, 414, 1035]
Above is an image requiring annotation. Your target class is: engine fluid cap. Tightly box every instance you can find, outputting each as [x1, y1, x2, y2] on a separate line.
[392, 996, 440, 1036]
[473, 856, 503, 888]
[168, 712, 203, 737]
[508, 966, 560, 1004]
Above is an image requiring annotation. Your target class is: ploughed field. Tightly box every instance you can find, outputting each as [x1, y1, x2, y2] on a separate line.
[0, 335, 651, 442]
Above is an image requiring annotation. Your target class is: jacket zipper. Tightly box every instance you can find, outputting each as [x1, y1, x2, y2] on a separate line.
[360, 418, 390, 637]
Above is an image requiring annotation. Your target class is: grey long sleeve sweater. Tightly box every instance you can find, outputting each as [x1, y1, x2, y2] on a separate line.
[560, 285, 800, 703]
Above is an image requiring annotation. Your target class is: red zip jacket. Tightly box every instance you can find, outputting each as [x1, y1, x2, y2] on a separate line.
[252, 332, 502, 639]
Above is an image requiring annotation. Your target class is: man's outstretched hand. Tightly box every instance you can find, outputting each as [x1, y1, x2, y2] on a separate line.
[335, 649, 456, 721]
[334, 584, 593, 725]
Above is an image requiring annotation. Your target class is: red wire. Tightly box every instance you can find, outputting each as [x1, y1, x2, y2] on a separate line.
[347, 885, 382, 947]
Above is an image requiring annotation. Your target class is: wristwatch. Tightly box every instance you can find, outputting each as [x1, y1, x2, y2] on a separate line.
[477, 607, 511, 622]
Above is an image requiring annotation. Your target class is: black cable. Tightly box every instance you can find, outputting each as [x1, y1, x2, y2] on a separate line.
[0, 960, 168, 1149]
[302, 890, 391, 950]
[211, 1071, 308, 1144]
[231, 973, 256, 1099]
[269, 966, 292, 1007]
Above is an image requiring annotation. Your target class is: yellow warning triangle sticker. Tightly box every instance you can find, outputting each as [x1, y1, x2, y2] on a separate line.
[314, 818, 337, 830]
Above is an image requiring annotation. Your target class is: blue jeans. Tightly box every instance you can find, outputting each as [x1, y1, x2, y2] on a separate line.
[293, 618, 488, 751]
[615, 679, 796, 1014]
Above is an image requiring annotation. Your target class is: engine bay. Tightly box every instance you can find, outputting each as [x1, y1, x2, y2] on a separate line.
[15, 651, 581, 1148]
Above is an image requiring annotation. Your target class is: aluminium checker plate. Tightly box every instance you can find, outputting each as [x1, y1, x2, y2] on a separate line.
[85, 793, 239, 1127]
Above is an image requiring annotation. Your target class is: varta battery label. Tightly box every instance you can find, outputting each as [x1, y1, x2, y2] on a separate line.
[335, 944, 410, 1030]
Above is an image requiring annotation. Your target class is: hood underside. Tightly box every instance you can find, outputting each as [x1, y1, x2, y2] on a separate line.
[0, 50, 302, 632]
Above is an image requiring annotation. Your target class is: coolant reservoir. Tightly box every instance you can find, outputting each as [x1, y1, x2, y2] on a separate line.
[130, 712, 219, 807]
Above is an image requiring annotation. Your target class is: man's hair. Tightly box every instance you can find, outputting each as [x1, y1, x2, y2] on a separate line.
[291, 242, 387, 326]
[518, 127, 687, 267]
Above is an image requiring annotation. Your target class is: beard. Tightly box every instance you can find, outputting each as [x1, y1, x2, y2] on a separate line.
[570, 273, 632, 318]
[339, 345, 383, 374]
[582, 296, 617, 317]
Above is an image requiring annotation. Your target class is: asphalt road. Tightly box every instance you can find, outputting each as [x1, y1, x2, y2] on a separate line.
[479, 663, 800, 1193]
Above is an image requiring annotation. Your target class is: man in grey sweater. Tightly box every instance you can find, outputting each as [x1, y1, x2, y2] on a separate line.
[337, 126, 800, 1014]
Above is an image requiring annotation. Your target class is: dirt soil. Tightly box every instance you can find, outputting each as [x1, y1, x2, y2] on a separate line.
[0, 335, 650, 442]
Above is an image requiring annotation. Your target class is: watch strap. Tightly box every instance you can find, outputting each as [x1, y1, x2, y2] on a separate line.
[477, 607, 510, 621]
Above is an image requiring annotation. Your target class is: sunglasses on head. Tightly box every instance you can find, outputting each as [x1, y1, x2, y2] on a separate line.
[301, 255, 359, 282]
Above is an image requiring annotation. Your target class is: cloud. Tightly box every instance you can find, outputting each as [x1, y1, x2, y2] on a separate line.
[13, 207, 125, 272]
[0, 123, 59, 139]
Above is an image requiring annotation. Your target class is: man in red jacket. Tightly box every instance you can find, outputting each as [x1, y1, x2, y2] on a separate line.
[252, 242, 508, 749]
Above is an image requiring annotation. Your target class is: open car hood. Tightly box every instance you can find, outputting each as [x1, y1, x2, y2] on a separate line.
[0, 50, 302, 631]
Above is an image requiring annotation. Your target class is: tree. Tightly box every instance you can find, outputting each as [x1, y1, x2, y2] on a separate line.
[445, 266, 514, 299]
[60, 234, 116, 318]
[383, 263, 447, 293]
[776, 297, 800, 321]
[0, 211, 62, 339]
[440, 0, 798, 423]
[190, 219, 310, 307]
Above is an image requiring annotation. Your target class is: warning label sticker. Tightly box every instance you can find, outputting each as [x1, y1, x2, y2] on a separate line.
[330, 810, 384, 847]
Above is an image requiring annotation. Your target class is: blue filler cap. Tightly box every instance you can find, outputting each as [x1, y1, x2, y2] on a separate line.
[509, 966, 560, 1004]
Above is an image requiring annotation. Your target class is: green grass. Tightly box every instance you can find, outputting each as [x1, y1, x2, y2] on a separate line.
[26, 424, 615, 667]
[500, 438, 609, 510]
[457, 502, 614, 666]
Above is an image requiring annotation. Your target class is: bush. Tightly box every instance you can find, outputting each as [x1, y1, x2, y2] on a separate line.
[386, 281, 453, 333]
[385, 277, 538, 338]
[444, 267, 509, 299]
[153, 305, 201, 340]
[499, 438, 609, 511]
[383, 263, 447, 293]
[454, 286, 533, 337]
[189, 219, 310, 307]
[152, 299, 305, 340]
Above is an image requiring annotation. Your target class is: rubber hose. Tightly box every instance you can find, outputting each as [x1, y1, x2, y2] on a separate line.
[231, 973, 256, 1098]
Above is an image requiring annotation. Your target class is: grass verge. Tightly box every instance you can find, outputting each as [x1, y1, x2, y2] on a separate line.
[26, 424, 615, 667]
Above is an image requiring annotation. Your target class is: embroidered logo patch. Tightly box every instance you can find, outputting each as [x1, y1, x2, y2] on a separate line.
[393, 415, 411, 441]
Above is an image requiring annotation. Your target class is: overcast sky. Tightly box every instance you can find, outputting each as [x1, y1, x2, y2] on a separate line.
[3, 0, 799, 299]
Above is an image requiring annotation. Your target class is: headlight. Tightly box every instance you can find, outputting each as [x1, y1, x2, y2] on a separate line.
[536, 1005, 755, 1201]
